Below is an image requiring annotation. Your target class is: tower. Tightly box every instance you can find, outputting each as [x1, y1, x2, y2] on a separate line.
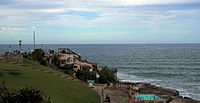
[33, 27, 36, 50]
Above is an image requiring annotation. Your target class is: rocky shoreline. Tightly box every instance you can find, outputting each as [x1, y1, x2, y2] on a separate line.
[116, 82, 200, 103]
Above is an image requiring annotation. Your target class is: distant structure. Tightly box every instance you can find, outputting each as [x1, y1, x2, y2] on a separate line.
[32, 26, 36, 50]
[33, 26, 36, 50]
[55, 48, 100, 71]
[9, 45, 12, 52]
[19, 40, 22, 52]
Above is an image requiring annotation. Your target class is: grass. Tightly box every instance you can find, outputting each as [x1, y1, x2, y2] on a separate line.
[0, 60, 100, 103]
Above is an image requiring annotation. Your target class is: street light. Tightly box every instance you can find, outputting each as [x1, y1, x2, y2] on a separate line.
[19, 40, 22, 53]
[96, 73, 100, 91]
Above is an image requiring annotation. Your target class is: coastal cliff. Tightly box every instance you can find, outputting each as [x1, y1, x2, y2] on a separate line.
[117, 82, 200, 103]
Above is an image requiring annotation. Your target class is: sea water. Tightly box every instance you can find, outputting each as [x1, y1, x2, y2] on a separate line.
[0, 44, 200, 100]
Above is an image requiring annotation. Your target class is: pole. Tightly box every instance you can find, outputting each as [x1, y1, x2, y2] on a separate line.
[9, 45, 11, 52]
[96, 73, 100, 91]
[33, 30, 36, 50]
[19, 40, 22, 53]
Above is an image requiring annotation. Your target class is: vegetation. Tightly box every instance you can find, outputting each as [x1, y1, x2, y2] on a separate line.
[32, 49, 45, 62]
[30, 49, 116, 85]
[0, 82, 50, 103]
[63, 70, 75, 76]
[50, 54, 60, 67]
[0, 60, 100, 103]
[76, 68, 116, 84]
[76, 70, 96, 82]
[31, 49, 49, 66]
[60, 64, 74, 70]
[98, 69, 116, 84]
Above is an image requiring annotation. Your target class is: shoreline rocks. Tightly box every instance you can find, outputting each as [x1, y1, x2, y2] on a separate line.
[117, 82, 200, 103]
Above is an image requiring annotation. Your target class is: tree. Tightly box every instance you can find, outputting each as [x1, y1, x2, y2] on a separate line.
[98, 69, 116, 84]
[51, 54, 60, 67]
[75, 70, 96, 81]
[0, 82, 51, 103]
[32, 49, 45, 62]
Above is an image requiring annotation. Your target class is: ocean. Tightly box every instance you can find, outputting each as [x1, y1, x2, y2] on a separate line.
[0, 44, 200, 100]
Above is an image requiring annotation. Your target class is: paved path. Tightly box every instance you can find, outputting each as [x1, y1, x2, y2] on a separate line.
[93, 85, 105, 103]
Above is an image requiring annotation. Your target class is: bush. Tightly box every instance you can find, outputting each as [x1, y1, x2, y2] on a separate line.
[64, 64, 74, 70]
[8, 71, 21, 76]
[39, 59, 49, 66]
[82, 66, 92, 71]
[98, 69, 116, 84]
[0, 81, 51, 103]
[75, 70, 96, 82]
[75, 68, 116, 84]
[51, 55, 60, 67]
[32, 49, 45, 62]
[0, 72, 3, 77]
[17, 87, 45, 103]
[63, 70, 75, 76]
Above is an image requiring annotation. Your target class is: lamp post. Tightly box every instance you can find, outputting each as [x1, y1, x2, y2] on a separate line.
[96, 73, 100, 91]
[33, 29, 36, 50]
[19, 40, 22, 53]
[9, 45, 11, 53]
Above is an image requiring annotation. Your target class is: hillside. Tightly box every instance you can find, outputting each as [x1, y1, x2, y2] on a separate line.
[0, 60, 100, 103]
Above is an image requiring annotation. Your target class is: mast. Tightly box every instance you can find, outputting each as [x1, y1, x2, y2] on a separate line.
[33, 28, 36, 50]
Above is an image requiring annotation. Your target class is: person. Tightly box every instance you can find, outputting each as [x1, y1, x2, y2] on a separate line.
[105, 94, 111, 102]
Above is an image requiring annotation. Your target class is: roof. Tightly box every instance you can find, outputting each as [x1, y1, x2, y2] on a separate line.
[73, 62, 85, 66]
[135, 94, 161, 100]
[87, 62, 100, 65]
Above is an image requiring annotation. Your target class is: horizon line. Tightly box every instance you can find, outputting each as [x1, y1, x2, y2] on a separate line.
[0, 43, 200, 45]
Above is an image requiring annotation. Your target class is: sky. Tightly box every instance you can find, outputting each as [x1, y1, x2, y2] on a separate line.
[0, 0, 200, 44]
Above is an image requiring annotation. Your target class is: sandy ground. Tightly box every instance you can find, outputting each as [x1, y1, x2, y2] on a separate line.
[93, 84, 130, 103]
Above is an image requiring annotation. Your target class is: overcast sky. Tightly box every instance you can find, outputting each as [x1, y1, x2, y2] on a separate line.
[0, 0, 200, 44]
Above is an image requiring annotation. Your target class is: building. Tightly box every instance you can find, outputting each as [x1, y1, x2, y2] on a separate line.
[73, 61, 99, 71]
[57, 48, 100, 71]
[58, 48, 81, 67]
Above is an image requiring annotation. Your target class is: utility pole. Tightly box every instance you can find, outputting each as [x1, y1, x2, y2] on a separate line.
[33, 28, 36, 50]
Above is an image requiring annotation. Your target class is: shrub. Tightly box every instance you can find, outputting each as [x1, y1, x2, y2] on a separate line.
[75, 70, 96, 82]
[39, 59, 49, 66]
[8, 71, 21, 76]
[0, 82, 51, 103]
[98, 69, 116, 84]
[64, 64, 74, 70]
[0, 72, 3, 77]
[17, 87, 45, 103]
[82, 66, 92, 71]
[32, 49, 45, 62]
[63, 70, 75, 76]
[51, 55, 60, 67]
[75, 68, 116, 84]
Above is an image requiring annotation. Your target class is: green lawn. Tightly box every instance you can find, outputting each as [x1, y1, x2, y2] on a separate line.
[0, 60, 100, 103]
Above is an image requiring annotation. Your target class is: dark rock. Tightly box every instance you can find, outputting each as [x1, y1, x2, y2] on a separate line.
[170, 97, 200, 103]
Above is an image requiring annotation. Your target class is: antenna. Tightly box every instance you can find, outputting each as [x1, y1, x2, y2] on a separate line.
[33, 26, 36, 50]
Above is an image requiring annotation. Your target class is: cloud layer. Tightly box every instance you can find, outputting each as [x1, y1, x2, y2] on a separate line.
[0, 0, 200, 43]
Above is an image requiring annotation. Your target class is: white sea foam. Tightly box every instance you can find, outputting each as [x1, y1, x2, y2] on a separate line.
[117, 72, 162, 83]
